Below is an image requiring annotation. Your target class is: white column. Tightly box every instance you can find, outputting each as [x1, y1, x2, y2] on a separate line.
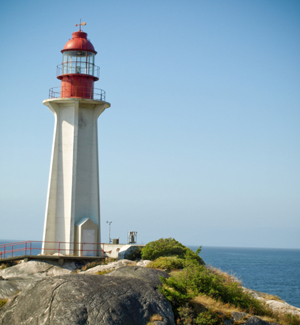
[42, 98, 110, 256]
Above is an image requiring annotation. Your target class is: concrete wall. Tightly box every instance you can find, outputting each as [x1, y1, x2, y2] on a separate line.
[102, 244, 125, 259]
[42, 98, 110, 256]
[102, 244, 144, 259]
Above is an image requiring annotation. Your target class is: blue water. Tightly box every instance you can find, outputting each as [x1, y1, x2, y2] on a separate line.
[0, 240, 42, 257]
[189, 246, 300, 308]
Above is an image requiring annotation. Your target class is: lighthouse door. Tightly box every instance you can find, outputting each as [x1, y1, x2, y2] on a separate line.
[82, 229, 96, 256]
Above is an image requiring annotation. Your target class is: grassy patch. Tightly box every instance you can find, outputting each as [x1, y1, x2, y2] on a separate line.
[0, 261, 19, 270]
[159, 264, 300, 325]
[0, 263, 9, 270]
[146, 314, 163, 325]
[0, 299, 7, 309]
[96, 269, 113, 275]
[147, 314, 163, 325]
[147, 256, 185, 271]
[80, 258, 117, 271]
[261, 292, 284, 302]
[277, 312, 300, 325]
[160, 264, 271, 315]
[141, 238, 204, 265]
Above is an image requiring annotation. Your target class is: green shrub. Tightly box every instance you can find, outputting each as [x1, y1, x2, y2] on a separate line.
[195, 310, 223, 325]
[159, 275, 193, 307]
[147, 256, 185, 271]
[126, 247, 142, 261]
[159, 263, 270, 316]
[177, 304, 196, 325]
[141, 238, 204, 265]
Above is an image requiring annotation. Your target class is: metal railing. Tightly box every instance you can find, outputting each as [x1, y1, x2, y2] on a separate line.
[49, 86, 106, 101]
[0, 241, 106, 258]
[57, 63, 100, 79]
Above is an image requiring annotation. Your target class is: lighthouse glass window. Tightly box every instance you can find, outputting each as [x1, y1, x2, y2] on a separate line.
[62, 51, 95, 76]
[87, 52, 95, 75]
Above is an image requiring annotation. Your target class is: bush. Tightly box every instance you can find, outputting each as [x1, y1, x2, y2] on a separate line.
[126, 246, 142, 261]
[159, 263, 270, 316]
[177, 304, 196, 325]
[141, 238, 204, 265]
[195, 310, 223, 325]
[147, 256, 185, 271]
[159, 275, 193, 307]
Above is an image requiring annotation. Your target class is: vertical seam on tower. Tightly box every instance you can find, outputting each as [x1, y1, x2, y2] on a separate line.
[70, 100, 79, 253]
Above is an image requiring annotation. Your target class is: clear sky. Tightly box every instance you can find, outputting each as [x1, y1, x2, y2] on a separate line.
[0, 0, 299, 248]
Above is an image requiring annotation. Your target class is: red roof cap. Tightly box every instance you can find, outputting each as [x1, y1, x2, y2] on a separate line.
[62, 31, 97, 54]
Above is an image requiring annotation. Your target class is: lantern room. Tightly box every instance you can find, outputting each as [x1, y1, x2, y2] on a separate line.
[61, 50, 96, 76]
[50, 25, 105, 101]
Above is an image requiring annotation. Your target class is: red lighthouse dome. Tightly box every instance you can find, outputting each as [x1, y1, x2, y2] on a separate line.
[62, 31, 97, 54]
[56, 26, 101, 99]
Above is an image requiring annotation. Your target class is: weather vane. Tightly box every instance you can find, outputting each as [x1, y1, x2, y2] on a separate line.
[75, 19, 86, 31]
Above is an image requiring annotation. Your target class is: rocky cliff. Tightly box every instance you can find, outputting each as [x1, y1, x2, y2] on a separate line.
[0, 260, 299, 325]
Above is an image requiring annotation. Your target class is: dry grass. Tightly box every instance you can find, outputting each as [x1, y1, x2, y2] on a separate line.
[122, 261, 137, 266]
[96, 269, 113, 275]
[207, 265, 242, 285]
[0, 263, 9, 270]
[146, 314, 163, 324]
[0, 260, 20, 270]
[192, 294, 300, 325]
[260, 293, 284, 302]
[0, 299, 7, 309]
[80, 258, 117, 271]
[192, 294, 244, 315]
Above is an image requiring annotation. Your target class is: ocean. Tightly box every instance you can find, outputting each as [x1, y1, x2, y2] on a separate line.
[190, 246, 300, 308]
[1, 240, 299, 308]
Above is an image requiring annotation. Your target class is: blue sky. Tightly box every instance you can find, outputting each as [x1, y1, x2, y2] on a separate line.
[0, 0, 299, 248]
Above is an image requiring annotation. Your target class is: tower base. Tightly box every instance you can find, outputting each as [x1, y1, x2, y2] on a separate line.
[42, 98, 110, 256]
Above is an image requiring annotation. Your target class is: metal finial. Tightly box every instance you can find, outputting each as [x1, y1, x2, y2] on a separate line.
[75, 19, 86, 32]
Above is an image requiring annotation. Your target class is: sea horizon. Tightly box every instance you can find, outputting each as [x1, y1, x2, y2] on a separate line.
[1, 239, 299, 250]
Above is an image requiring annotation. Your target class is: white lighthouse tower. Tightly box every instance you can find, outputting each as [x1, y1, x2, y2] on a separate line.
[42, 24, 110, 256]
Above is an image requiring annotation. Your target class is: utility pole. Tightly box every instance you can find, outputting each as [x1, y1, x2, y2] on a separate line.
[106, 221, 112, 244]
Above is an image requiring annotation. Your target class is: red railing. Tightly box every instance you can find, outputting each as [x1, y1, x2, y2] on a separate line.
[49, 86, 106, 101]
[0, 241, 105, 259]
[56, 63, 100, 79]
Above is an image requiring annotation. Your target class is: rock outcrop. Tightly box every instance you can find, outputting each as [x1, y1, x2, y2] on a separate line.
[83, 259, 134, 274]
[224, 312, 280, 325]
[0, 276, 34, 300]
[106, 266, 169, 288]
[0, 261, 76, 300]
[0, 269, 175, 325]
[245, 288, 300, 317]
[0, 261, 74, 279]
[1, 260, 299, 325]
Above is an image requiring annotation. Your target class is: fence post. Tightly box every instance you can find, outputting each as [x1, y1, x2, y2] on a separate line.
[4, 245, 6, 259]
[30, 242, 32, 255]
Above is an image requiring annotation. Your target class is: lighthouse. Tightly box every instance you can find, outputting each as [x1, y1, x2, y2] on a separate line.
[42, 24, 110, 256]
